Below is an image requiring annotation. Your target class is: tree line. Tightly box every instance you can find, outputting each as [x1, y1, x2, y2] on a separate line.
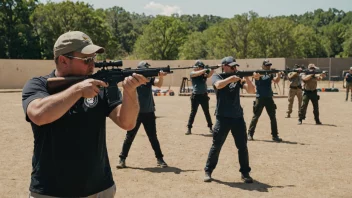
[1, 0, 352, 60]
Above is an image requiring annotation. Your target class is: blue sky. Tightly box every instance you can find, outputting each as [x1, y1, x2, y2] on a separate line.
[41, 0, 352, 18]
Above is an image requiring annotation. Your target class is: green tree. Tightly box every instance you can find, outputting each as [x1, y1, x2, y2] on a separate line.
[30, 1, 115, 59]
[0, 0, 41, 59]
[105, 6, 138, 56]
[291, 24, 318, 58]
[202, 24, 231, 59]
[320, 23, 347, 57]
[133, 15, 188, 60]
[247, 17, 271, 58]
[178, 31, 207, 59]
[342, 25, 352, 57]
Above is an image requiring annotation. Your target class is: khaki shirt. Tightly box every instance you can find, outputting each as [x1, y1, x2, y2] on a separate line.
[288, 72, 301, 87]
[301, 73, 318, 91]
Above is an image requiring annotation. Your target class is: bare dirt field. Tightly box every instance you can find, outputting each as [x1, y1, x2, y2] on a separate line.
[0, 86, 351, 198]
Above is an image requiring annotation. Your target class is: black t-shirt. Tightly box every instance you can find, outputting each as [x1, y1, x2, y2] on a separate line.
[346, 73, 352, 82]
[190, 72, 208, 94]
[22, 70, 122, 197]
[212, 73, 244, 118]
[255, 74, 274, 98]
[137, 77, 155, 113]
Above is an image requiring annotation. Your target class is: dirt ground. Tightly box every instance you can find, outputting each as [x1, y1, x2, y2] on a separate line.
[0, 87, 352, 198]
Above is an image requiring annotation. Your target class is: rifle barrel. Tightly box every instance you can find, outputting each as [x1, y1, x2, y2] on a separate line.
[170, 66, 194, 70]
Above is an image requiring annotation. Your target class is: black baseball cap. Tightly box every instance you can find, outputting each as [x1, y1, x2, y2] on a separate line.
[137, 61, 151, 68]
[221, 56, 239, 66]
[263, 59, 272, 66]
[194, 60, 205, 68]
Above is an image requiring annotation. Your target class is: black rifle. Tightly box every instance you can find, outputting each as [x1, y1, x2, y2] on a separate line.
[292, 69, 328, 76]
[171, 65, 221, 70]
[46, 60, 190, 94]
[203, 65, 221, 70]
[217, 69, 290, 78]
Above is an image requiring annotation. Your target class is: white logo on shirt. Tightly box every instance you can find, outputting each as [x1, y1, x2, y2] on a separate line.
[84, 96, 98, 108]
[229, 82, 237, 89]
[261, 75, 270, 80]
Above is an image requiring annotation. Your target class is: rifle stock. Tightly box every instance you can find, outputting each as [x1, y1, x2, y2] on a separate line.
[47, 76, 87, 94]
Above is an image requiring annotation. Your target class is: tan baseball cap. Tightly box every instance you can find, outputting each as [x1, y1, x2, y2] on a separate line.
[53, 31, 104, 59]
[308, 63, 317, 69]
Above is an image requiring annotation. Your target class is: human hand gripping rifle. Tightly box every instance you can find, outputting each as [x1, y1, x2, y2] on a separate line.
[290, 68, 328, 78]
[46, 60, 190, 94]
[203, 65, 221, 74]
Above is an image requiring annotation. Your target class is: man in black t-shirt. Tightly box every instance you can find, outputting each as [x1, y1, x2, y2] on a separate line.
[203, 56, 258, 183]
[116, 61, 168, 169]
[247, 59, 283, 142]
[185, 60, 214, 135]
[22, 31, 148, 198]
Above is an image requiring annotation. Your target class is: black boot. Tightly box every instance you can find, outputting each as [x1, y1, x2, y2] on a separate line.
[116, 158, 126, 169]
[241, 172, 253, 183]
[185, 128, 191, 135]
[272, 136, 282, 142]
[298, 119, 302, 125]
[247, 132, 254, 141]
[157, 158, 168, 168]
[204, 172, 212, 182]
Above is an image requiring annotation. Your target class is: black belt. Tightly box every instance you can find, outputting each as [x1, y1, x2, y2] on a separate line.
[290, 86, 302, 89]
[192, 93, 208, 95]
[303, 89, 317, 93]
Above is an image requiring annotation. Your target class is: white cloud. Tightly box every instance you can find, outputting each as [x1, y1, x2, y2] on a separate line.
[144, 1, 182, 16]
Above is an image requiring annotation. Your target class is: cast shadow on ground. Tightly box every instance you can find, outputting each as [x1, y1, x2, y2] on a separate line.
[212, 179, 295, 192]
[301, 123, 337, 127]
[155, 116, 165, 119]
[193, 133, 213, 137]
[127, 166, 199, 174]
[252, 139, 308, 145]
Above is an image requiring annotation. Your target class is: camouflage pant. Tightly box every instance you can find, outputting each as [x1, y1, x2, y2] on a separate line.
[248, 97, 278, 137]
[298, 91, 320, 121]
[286, 88, 303, 115]
[346, 82, 352, 100]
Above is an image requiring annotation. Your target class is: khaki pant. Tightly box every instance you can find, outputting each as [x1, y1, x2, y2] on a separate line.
[29, 184, 116, 198]
[286, 88, 302, 115]
[346, 82, 352, 101]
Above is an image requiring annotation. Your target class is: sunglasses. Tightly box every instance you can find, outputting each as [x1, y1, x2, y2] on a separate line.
[64, 54, 96, 64]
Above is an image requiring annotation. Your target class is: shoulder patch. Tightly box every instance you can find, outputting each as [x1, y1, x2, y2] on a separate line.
[84, 96, 98, 108]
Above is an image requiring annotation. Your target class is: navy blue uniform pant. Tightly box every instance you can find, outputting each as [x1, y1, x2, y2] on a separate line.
[204, 116, 251, 174]
[119, 112, 163, 159]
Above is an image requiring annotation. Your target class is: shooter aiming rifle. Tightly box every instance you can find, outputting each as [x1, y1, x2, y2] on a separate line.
[216, 68, 291, 79]
[46, 60, 192, 94]
[288, 68, 329, 79]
